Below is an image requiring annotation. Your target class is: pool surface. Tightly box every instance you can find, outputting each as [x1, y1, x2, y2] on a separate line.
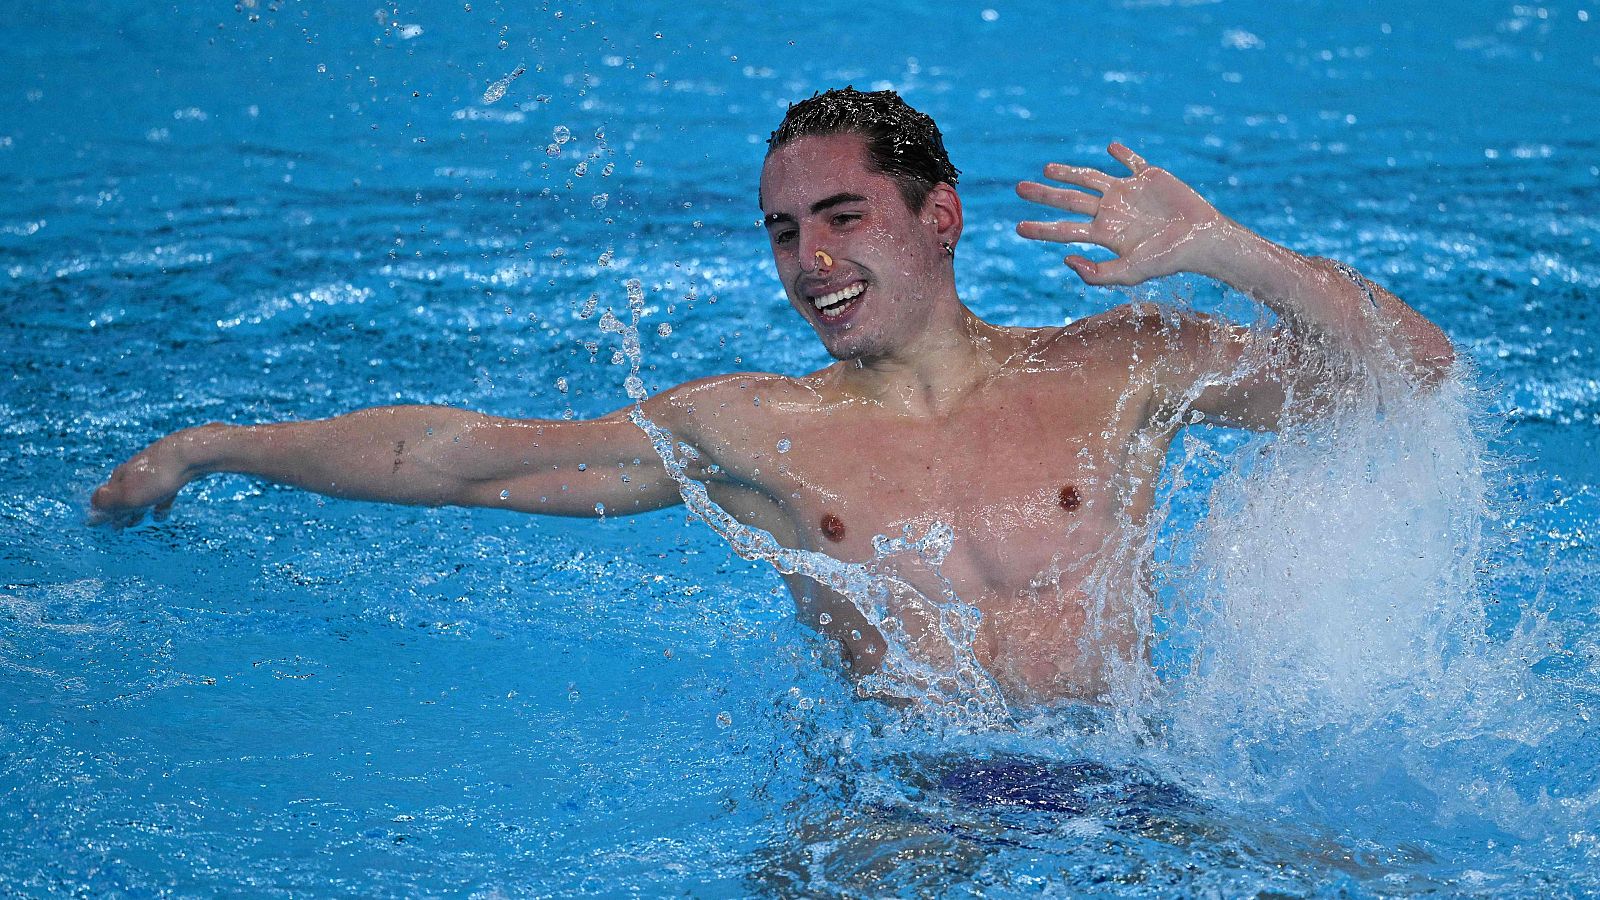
[4, 1, 1599, 896]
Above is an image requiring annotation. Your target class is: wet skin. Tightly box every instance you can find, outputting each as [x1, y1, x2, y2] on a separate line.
[91, 133, 1456, 705]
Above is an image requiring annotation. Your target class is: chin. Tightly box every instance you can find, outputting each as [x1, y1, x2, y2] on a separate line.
[820, 336, 887, 363]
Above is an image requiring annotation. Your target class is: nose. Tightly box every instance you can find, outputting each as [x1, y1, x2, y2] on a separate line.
[802, 244, 834, 275]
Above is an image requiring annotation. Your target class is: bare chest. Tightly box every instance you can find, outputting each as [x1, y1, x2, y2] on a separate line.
[749, 391, 1141, 597]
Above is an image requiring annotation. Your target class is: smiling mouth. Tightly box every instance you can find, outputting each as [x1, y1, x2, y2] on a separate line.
[809, 280, 866, 318]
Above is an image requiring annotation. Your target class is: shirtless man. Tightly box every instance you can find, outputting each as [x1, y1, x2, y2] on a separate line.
[90, 88, 1454, 705]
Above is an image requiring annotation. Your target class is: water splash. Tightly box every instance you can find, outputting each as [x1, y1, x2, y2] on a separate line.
[592, 270, 1598, 855]
[596, 278, 1010, 722]
[481, 64, 526, 104]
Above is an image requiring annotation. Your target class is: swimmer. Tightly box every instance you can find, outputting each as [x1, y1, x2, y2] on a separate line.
[90, 88, 1454, 704]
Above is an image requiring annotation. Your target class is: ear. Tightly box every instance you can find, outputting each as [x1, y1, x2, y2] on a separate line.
[923, 182, 963, 255]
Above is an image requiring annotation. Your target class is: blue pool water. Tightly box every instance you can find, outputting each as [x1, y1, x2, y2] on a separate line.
[4, 1, 1598, 895]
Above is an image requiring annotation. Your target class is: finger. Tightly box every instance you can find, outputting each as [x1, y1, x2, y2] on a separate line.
[1016, 181, 1098, 217]
[1041, 162, 1114, 193]
[1069, 254, 1138, 286]
[1017, 220, 1097, 245]
[1107, 142, 1149, 175]
[87, 483, 117, 526]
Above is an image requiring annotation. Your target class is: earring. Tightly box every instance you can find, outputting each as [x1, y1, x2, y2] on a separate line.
[941, 242, 955, 258]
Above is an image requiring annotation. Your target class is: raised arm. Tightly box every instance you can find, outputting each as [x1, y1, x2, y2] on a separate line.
[89, 397, 697, 527]
[1016, 143, 1455, 428]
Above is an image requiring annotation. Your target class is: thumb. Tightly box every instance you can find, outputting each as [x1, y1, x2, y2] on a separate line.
[1069, 255, 1138, 286]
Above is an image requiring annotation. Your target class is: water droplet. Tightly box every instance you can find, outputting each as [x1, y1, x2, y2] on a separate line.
[715, 711, 732, 728]
[776, 439, 791, 454]
[555, 376, 569, 392]
[590, 192, 608, 209]
[597, 249, 613, 267]
[316, 63, 327, 74]
[579, 293, 598, 317]
[499, 489, 510, 500]
[656, 322, 672, 337]
[594, 502, 605, 515]
[602, 162, 615, 176]
[574, 161, 588, 177]
[545, 143, 561, 157]
[552, 124, 571, 144]
[818, 612, 832, 625]
[577, 463, 587, 471]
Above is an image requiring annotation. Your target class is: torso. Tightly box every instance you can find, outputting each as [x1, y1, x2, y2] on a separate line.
[662, 315, 1183, 704]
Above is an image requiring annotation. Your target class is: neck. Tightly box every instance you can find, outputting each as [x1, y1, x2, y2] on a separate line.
[834, 302, 1011, 416]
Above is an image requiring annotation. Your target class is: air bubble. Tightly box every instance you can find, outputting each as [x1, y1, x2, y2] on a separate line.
[552, 125, 572, 144]
[594, 502, 605, 515]
[818, 612, 832, 625]
[656, 323, 672, 337]
[577, 463, 587, 471]
[590, 192, 609, 209]
[776, 439, 792, 453]
[850, 629, 862, 641]
[499, 489, 510, 500]
[555, 376, 569, 392]
[715, 711, 732, 728]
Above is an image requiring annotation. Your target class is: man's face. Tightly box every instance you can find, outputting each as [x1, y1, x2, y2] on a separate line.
[759, 133, 948, 362]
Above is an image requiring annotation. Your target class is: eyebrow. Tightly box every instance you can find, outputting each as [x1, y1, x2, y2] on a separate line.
[762, 192, 869, 227]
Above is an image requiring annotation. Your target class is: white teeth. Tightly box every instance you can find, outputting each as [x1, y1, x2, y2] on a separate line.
[811, 281, 865, 313]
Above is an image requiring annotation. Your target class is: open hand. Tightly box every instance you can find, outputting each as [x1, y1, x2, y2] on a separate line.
[1016, 143, 1240, 286]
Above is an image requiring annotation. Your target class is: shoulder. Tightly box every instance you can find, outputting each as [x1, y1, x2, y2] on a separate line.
[1036, 303, 1234, 368]
[640, 371, 822, 442]
[648, 371, 818, 412]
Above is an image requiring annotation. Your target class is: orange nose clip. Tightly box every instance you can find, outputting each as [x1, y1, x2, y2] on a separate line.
[814, 249, 833, 268]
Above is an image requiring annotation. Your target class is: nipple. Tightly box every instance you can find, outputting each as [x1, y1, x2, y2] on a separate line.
[814, 249, 833, 268]
[820, 512, 846, 542]
[1058, 484, 1081, 512]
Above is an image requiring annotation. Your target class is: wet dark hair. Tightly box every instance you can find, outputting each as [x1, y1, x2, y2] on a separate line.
[767, 86, 960, 211]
